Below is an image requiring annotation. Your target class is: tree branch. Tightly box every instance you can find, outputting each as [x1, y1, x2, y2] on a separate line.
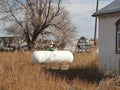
[15, 0, 27, 10]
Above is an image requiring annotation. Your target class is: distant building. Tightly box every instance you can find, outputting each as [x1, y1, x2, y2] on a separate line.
[77, 37, 91, 53]
[0, 36, 27, 50]
[0, 36, 16, 48]
[92, 0, 120, 72]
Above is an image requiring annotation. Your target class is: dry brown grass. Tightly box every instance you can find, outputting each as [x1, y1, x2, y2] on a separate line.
[0, 48, 103, 90]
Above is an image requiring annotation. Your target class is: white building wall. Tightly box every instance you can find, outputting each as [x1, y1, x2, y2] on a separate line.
[98, 14, 120, 72]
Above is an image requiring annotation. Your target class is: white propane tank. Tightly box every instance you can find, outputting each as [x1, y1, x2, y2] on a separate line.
[31, 51, 74, 63]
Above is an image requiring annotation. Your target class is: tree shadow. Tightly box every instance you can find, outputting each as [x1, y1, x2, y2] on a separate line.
[45, 65, 104, 83]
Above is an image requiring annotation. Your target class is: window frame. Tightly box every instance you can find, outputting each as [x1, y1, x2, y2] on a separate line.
[116, 19, 120, 53]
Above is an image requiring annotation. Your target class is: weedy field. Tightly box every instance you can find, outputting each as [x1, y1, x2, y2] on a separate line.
[0, 48, 103, 90]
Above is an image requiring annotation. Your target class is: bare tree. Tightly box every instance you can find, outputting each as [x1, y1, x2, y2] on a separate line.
[41, 9, 76, 43]
[0, 0, 75, 50]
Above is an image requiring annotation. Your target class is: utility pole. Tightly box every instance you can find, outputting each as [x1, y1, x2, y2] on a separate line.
[94, 0, 99, 45]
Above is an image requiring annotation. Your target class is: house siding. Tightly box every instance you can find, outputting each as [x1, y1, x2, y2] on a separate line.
[98, 14, 120, 72]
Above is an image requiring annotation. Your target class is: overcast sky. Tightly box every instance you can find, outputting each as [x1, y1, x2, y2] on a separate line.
[62, 0, 114, 39]
[0, 0, 114, 39]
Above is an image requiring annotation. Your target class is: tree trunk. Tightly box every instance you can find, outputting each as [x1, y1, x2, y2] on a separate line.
[27, 42, 35, 50]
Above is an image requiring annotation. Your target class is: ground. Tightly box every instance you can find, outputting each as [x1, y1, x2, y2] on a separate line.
[0, 48, 118, 90]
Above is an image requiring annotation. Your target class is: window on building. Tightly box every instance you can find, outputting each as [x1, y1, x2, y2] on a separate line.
[116, 19, 120, 53]
[117, 32, 120, 50]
